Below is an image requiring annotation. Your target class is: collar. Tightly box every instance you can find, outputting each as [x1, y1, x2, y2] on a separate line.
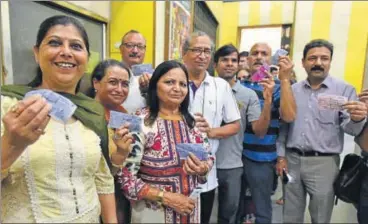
[232, 80, 242, 93]
[190, 71, 211, 86]
[302, 75, 332, 89]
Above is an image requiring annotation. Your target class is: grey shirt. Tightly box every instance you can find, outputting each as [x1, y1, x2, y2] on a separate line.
[216, 81, 261, 169]
[277, 76, 367, 156]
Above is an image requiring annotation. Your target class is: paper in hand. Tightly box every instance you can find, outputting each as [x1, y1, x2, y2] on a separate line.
[131, 64, 154, 76]
[271, 49, 288, 65]
[317, 94, 348, 110]
[176, 143, 208, 161]
[108, 110, 142, 132]
[24, 89, 77, 123]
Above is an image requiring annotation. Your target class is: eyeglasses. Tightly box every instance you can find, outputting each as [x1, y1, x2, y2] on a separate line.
[122, 42, 146, 51]
[106, 79, 130, 89]
[188, 48, 212, 56]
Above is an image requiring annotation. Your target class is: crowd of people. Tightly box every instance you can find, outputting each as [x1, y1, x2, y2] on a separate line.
[1, 15, 368, 224]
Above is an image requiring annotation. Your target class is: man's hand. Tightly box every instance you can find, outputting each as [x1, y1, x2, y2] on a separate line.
[138, 72, 151, 93]
[259, 76, 275, 103]
[277, 55, 294, 81]
[343, 101, 368, 122]
[276, 157, 288, 177]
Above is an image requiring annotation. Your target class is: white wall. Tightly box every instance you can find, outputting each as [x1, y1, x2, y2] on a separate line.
[67, 1, 110, 19]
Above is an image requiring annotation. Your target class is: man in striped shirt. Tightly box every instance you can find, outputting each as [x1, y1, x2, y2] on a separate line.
[241, 43, 296, 223]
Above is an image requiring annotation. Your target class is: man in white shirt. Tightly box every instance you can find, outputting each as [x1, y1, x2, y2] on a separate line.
[119, 30, 149, 114]
[182, 31, 241, 224]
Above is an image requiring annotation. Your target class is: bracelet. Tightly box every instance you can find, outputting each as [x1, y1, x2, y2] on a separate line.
[157, 190, 165, 204]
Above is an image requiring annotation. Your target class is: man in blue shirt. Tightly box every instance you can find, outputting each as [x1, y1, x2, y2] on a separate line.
[241, 42, 296, 223]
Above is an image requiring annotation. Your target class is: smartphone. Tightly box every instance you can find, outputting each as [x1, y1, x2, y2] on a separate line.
[251, 64, 269, 82]
[282, 168, 294, 184]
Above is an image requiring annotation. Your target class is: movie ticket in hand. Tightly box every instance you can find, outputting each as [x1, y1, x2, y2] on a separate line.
[176, 143, 208, 161]
[271, 49, 288, 65]
[131, 64, 154, 76]
[24, 89, 77, 123]
[108, 111, 142, 132]
[317, 94, 348, 110]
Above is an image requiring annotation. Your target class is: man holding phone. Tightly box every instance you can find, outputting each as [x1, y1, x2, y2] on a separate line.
[240, 43, 296, 223]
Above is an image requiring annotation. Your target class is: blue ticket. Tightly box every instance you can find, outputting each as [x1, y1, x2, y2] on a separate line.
[271, 49, 288, 65]
[176, 143, 208, 161]
[108, 110, 142, 132]
[24, 89, 77, 123]
[131, 63, 154, 76]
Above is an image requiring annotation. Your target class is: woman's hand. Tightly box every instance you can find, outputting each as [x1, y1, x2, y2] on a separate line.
[162, 191, 196, 215]
[2, 94, 51, 150]
[183, 152, 209, 176]
[113, 124, 134, 157]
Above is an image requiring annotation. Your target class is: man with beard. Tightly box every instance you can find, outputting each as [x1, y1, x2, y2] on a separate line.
[214, 44, 273, 224]
[277, 39, 367, 223]
[182, 32, 241, 224]
[241, 42, 296, 223]
[119, 30, 150, 114]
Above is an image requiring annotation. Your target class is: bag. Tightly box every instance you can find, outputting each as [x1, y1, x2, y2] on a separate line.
[334, 153, 365, 204]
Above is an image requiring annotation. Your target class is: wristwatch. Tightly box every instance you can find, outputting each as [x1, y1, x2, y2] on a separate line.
[157, 190, 164, 203]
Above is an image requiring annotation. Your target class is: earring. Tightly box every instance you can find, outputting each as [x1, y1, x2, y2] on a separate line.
[94, 89, 98, 93]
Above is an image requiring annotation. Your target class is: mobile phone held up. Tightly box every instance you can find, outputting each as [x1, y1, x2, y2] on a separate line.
[251, 64, 269, 82]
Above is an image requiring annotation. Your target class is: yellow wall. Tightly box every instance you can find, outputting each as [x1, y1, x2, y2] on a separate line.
[109, 1, 155, 64]
[107, 1, 368, 92]
[218, 2, 239, 47]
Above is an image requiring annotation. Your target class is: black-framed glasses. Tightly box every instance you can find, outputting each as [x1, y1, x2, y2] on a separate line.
[122, 42, 146, 51]
[188, 48, 212, 56]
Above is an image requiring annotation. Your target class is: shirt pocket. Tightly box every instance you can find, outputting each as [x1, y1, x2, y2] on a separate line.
[317, 110, 338, 125]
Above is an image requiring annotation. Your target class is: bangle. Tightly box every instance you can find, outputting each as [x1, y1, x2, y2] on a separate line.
[111, 162, 125, 169]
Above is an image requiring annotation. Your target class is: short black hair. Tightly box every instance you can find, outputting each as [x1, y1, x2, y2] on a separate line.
[239, 51, 249, 58]
[303, 39, 334, 59]
[214, 44, 239, 63]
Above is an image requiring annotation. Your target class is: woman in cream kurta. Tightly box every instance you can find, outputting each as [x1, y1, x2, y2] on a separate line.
[1, 96, 115, 223]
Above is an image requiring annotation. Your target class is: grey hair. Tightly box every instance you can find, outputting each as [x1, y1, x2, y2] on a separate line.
[182, 31, 215, 56]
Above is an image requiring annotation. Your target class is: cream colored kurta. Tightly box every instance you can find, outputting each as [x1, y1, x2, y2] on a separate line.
[1, 96, 114, 223]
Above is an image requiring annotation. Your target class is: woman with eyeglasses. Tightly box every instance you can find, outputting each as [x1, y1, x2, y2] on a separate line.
[89, 59, 145, 223]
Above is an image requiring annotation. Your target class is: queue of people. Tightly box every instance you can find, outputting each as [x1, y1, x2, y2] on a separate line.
[1, 15, 368, 224]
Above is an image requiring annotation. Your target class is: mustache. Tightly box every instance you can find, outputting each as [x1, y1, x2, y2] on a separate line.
[128, 53, 139, 58]
[253, 61, 263, 66]
[311, 66, 324, 71]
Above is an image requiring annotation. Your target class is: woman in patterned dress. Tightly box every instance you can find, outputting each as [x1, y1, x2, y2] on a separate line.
[114, 60, 214, 223]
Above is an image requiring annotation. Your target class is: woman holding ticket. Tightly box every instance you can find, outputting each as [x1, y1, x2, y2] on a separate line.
[116, 60, 214, 223]
[1, 16, 117, 223]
